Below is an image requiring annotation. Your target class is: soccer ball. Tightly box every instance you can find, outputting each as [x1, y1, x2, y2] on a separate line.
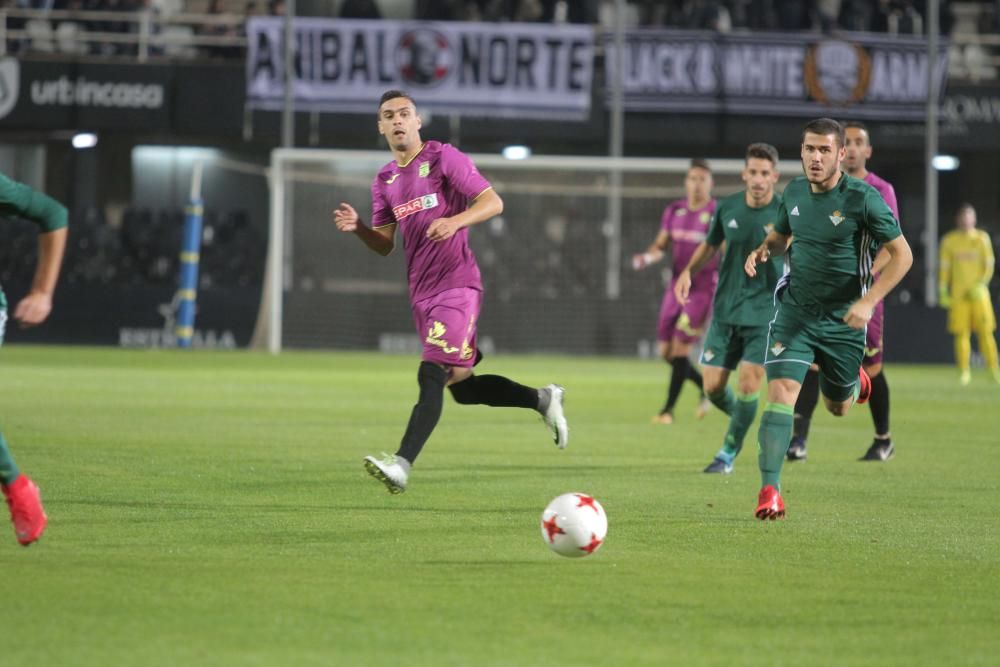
[540, 492, 608, 558]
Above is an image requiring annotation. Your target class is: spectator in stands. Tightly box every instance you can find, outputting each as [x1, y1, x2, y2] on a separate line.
[416, 0, 463, 20]
[339, 0, 381, 18]
[268, 0, 285, 15]
[200, 0, 240, 58]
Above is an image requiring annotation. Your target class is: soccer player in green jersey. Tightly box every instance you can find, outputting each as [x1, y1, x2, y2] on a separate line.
[0, 171, 68, 545]
[674, 143, 783, 474]
[744, 118, 912, 519]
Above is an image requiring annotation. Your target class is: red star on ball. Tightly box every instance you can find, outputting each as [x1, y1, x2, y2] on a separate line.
[542, 515, 565, 543]
[575, 494, 599, 513]
[579, 532, 603, 554]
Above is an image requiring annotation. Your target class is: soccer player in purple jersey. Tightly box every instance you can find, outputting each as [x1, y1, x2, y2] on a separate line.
[333, 90, 568, 495]
[786, 122, 899, 463]
[632, 159, 716, 424]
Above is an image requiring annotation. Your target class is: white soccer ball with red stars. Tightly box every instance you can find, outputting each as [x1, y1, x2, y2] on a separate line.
[540, 492, 608, 558]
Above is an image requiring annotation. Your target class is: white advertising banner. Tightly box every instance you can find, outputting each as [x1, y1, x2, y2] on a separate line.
[605, 30, 948, 120]
[246, 18, 593, 119]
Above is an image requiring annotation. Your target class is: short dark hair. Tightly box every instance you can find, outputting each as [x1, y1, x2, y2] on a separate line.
[956, 202, 976, 217]
[689, 158, 712, 174]
[745, 142, 779, 166]
[801, 118, 845, 148]
[379, 89, 415, 110]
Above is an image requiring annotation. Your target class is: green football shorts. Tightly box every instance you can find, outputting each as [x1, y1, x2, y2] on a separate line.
[763, 299, 864, 402]
[700, 321, 770, 369]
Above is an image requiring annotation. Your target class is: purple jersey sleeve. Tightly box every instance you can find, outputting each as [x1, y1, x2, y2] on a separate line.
[438, 144, 492, 201]
[660, 202, 676, 234]
[370, 176, 395, 228]
[865, 172, 899, 222]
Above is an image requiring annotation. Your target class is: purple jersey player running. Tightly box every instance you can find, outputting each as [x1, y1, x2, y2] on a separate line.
[333, 90, 568, 495]
[632, 159, 716, 424]
[787, 121, 900, 463]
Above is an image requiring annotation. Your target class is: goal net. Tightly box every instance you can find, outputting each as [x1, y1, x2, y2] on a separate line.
[260, 149, 798, 356]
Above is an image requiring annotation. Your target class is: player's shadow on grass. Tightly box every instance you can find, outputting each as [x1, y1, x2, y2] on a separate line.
[333, 505, 539, 514]
[428, 465, 611, 473]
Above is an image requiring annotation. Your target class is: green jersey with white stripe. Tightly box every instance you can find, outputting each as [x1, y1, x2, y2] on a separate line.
[775, 173, 901, 317]
[706, 191, 784, 327]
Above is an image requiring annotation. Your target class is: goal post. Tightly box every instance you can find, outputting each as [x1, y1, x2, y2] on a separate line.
[261, 148, 800, 355]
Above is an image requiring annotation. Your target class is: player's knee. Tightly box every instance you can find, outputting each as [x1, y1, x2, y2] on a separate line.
[703, 376, 726, 396]
[825, 400, 849, 417]
[448, 375, 478, 404]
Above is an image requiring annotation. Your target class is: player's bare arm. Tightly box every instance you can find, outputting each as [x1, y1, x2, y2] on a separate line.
[745, 230, 791, 277]
[426, 188, 503, 243]
[633, 229, 669, 270]
[334, 201, 395, 256]
[844, 235, 913, 329]
[871, 247, 891, 274]
[14, 226, 67, 327]
[675, 241, 721, 305]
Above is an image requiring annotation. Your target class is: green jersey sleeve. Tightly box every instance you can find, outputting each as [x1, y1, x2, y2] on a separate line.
[0, 172, 68, 233]
[706, 206, 725, 246]
[774, 195, 791, 235]
[863, 187, 901, 244]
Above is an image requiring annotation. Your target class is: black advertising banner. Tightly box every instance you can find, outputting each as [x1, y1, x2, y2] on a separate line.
[605, 30, 948, 120]
[0, 57, 172, 130]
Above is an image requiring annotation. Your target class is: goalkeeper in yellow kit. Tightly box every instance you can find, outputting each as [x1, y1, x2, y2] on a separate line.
[938, 204, 999, 384]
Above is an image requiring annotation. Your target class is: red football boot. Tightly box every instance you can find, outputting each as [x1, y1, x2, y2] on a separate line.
[856, 367, 872, 405]
[755, 485, 786, 520]
[2, 475, 48, 546]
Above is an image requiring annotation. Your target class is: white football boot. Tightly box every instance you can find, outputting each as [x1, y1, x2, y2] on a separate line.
[363, 454, 408, 494]
[540, 384, 569, 449]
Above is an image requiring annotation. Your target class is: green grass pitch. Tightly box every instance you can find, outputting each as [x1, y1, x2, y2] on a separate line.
[1, 346, 998, 666]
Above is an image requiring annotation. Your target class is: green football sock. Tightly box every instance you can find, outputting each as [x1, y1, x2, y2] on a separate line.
[707, 386, 735, 416]
[757, 403, 794, 490]
[719, 392, 759, 459]
[0, 431, 21, 487]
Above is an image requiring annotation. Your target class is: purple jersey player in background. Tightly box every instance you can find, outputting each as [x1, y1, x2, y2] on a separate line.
[333, 90, 568, 495]
[632, 159, 717, 425]
[787, 121, 900, 463]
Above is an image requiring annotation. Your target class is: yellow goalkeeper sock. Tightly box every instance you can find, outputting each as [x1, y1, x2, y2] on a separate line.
[955, 334, 972, 373]
[976, 328, 999, 373]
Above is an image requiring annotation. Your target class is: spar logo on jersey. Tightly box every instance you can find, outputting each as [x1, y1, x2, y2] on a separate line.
[804, 40, 872, 105]
[393, 193, 440, 221]
[397, 29, 453, 88]
[0, 57, 20, 121]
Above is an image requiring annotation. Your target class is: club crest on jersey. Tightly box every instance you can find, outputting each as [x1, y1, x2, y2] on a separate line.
[700, 212, 711, 224]
[790, 206, 800, 216]
[727, 219, 739, 229]
[419, 162, 430, 177]
[829, 210, 845, 226]
[764, 223, 775, 234]
[770, 342, 786, 356]
[393, 193, 439, 221]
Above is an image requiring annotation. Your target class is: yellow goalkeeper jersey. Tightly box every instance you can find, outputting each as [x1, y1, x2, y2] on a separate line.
[940, 229, 995, 299]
